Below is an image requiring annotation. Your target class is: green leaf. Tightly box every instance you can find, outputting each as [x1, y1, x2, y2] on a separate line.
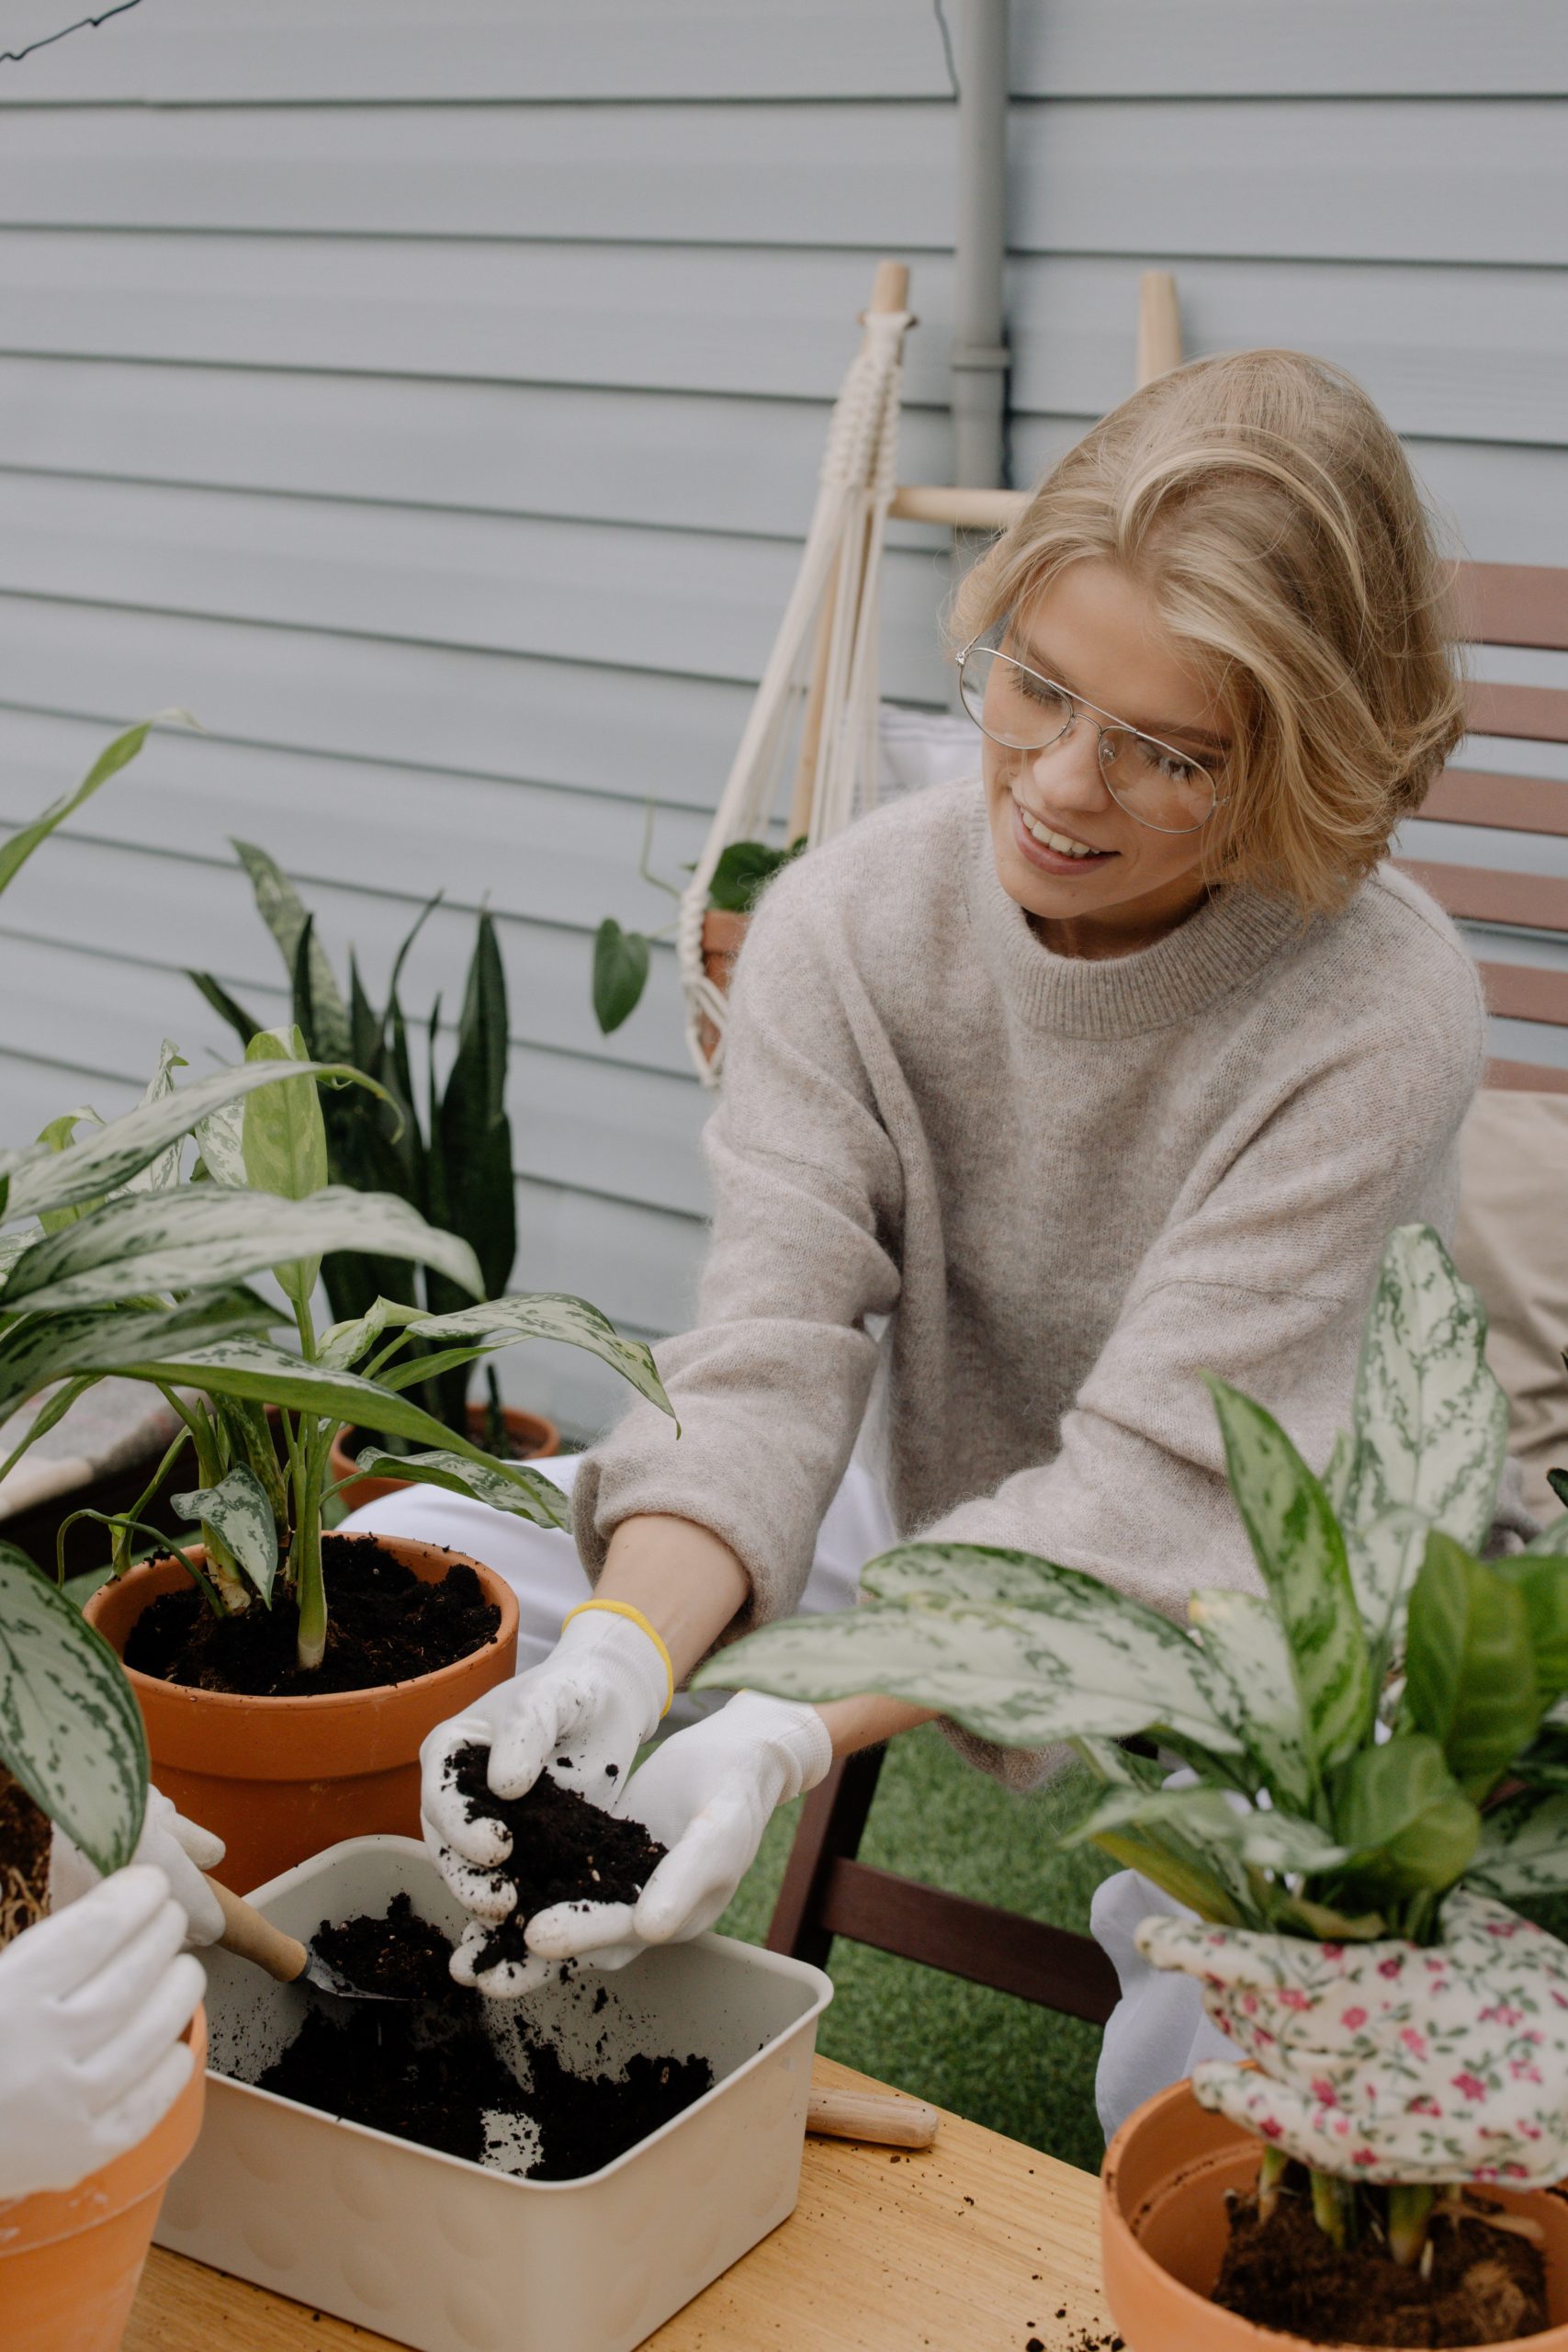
[243, 1024, 330, 1316]
[2, 1185, 484, 1313]
[1187, 1588, 1313, 1813]
[1061, 1784, 1348, 1876]
[349, 1448, 570, 1529]
[231, 841, 354, 1065]
[1402, 1532, 1539, 1797]
[405, 1292, 673, 1420]
[122, 1040, 189, 1197]
[1331, 1733, 1481, 1902]
[0, 1293, 277, 1423]
[1341, 1225, 1509, 1657]
[32, 1104, 107, 1234]
[1494, 1552, 1568, 1704]
[592, 920, 650, 1034]
[171, 1464, 278, 1605]
[0, 714, 190, 899]
[1205, 1375, 1373, 1781]
[1468, 1791, 1568, 1900]
[187, 967, 262, 1052]
[318, 1295, 425, 1373]
[1523, 1511, 1568, 1558]
[706, 837, 804, 915]
[0, 1539, 148, 1875]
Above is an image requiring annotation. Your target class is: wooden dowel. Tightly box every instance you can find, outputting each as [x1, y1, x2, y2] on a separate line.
[807, 2086, 941, 2150]
[1136, 270, 1182, 387]
[889, 485, 1027, 530]
[209, 1876, 310, 1984]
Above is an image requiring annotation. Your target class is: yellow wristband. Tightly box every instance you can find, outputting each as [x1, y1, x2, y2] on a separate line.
[560, 1598, 676, 1719]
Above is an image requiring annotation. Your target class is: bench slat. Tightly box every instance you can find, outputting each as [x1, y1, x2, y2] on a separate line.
[1397, 859, 1568, 936]
[1423, 770, 1568, 836]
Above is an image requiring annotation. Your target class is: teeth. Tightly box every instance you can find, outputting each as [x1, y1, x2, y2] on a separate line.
[1020, 808, 1100, 858]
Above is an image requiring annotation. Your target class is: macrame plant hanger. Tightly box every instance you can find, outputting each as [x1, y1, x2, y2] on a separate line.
[678, 261, 914, 1082]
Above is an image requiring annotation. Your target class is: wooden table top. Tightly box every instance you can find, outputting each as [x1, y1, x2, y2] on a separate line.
[127, 2055, 1111, 2352]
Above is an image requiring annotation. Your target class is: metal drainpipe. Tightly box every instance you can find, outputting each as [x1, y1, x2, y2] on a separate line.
[951, 0, 1010, 516]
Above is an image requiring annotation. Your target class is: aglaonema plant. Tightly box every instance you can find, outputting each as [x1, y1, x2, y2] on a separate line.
[0, 1031, 672, 1672]
[694, 1225, 1568, 2265]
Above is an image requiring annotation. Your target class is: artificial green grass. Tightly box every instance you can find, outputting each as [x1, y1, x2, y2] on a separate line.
[716, 1724, 1117, 2173]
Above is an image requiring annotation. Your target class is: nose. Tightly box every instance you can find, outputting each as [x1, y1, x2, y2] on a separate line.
[1024, 719, 1111, 812]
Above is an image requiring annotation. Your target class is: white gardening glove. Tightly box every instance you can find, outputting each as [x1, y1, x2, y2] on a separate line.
[421, 1603, 671, 1939]
[0, 1864, 205, 2199]
[1138, 1887, 1568, 2188]
[457, 1690, 832, 1997]
[50, 1784, 228, 1949]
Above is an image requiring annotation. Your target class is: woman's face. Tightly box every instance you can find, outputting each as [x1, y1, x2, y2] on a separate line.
[980, 559, 1234, 956]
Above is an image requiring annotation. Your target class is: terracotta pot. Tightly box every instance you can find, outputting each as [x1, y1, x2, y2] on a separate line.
[85, 1537, 519, 1894]
[0, 2011, 206, 2352]
[1100, 2079, 1568, 2351]
[329, 1401, 559, 1514]
[697, 908, 750, 1062]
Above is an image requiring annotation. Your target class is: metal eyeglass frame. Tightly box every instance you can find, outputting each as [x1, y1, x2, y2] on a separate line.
[955, 634, 1229, 837]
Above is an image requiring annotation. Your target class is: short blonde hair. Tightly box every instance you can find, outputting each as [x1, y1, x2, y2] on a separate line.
[951, 349, 1465, 918]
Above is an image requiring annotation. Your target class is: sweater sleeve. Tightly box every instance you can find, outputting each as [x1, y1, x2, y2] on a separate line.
[931, 980, 1483, 1790]
[571, 873, 904, 1629]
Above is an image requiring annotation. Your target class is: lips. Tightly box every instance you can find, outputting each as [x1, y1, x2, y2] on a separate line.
[1010, 798, 1116, 874]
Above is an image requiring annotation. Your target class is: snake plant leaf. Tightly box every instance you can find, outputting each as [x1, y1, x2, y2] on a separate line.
[0, 1293, 277, 1422]
[1061, 1784, 1348, 1876]
[693, 1585, 1247, 1755]
[406, 1293, 673, 1420]
[1187, 1587, 1313, 1814]
[231, 840, 354, 1067]
[171, 1464, 278, 1606]
[121, 1040, 190, 1198]
[592, 920, 650, 1035]
[1331, 1732, 1482, 1905]
[1402, 1533, 1540, 1797]
[0, 713, 189, 899]
[187, 966, 262, 1052]
[1341, 1225, 1509, 1657]
[242, 1026, 330, 1317]
[423, 913, 516, 1428]
[3, 1057, 362, 1224]
[1468, 1790, 1568, 1900]
[350, 1448, 570, 1530]
[1205, 1376, 1373, 1781]
[0, 1540, 147, 1876]
[2, 1185, 483, 1314]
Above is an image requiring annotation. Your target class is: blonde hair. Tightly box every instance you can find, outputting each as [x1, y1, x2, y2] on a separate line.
[951, 349, 1465, 917]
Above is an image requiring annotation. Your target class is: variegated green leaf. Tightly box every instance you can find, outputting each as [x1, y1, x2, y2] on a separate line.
[4, 1057, 362, 1224]
[3, 1185, 482, 1312]
[0, 1293, 277, 1422]
[232, 840, 355, 1065]
[1061, 1783, 1348, 1876]
[0, 1539, 147, 1875]
[692, 1586, 1246, 1755]
[243, 1025, 329, 1316]
[350, 1448, 570, 1529]
[1523, 1513, 1568, 1559]
[1342, 1225, 1509, 1649]
[1188, 1587, 1313, 1813]
[406, 1292, 673, 1419]
[1322, 1430, 1353, 1517]
[33, 1105, 107, 1234]
[192, 1094, 245, 1188]
[171, 1464, 278, 1605]
[1206, 1375, 1373, 1780]
[1468, 1791, 1568, 1899]
[318, 1295, 424, 1373]
[122, 1041, 188, 1196]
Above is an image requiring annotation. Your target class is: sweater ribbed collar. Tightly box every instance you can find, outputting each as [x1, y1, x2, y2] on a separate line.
[966, 785, 1303, 1039]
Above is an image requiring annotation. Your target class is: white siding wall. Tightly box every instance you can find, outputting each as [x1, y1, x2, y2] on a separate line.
[0, 2, 1563, 1431]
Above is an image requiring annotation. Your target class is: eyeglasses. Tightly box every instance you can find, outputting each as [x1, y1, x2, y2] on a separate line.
[956, 633, 1227, 835]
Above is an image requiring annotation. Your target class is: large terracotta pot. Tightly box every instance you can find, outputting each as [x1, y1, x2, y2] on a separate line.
[697, 908, 750, 1062]
[329, 1401, 558, 1515]
[0, 2011, 206, 2352]
[85, 1536, 519, 1894]
[1100, 2079, 1568, 2352]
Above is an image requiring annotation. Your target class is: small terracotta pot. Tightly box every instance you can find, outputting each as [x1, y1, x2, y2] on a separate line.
[697, 908, 750, 1062]
[328, 1401, 559, 1514]
[0, 2010, 206, 2352]
[85, 1536, 518, 1894]
[1100, 2079, 1568, 2351]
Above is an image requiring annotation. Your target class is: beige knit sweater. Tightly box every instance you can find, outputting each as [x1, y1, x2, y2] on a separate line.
[574, 780, 1484, 1777]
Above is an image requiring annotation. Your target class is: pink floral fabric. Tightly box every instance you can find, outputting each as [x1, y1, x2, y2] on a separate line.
[1136, 1891, 1568, 2188]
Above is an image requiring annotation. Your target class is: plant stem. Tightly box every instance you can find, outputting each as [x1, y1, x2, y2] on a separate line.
[1310, 2168, 1358, 2250]
[1257, 2144, 1290, 2225]
[1387, 2184, 1435, 2268]
[292, 1442, 327, 1670]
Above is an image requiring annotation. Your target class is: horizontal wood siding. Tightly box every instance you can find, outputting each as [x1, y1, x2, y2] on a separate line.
[0, 2, 1563, 1431]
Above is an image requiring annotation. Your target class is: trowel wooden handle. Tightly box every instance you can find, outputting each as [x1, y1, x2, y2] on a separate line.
[806, 2087, 940, 2150]
[208, 1876, 310, 1984]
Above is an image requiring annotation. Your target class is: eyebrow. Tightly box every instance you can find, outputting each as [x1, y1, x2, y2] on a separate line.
[1009, 628, 1233, 755]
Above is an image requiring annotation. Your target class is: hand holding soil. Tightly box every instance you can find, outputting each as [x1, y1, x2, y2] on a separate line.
[1139, 1889, 1568, 2188]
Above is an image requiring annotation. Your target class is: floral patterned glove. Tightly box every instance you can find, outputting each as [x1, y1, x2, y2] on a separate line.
[1137, 1889, 1568, 2188]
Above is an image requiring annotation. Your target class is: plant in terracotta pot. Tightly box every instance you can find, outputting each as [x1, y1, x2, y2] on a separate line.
[696, 1226, 1568, 2348]
[0, 1033, 672, 1887]
[592, 823, 804, 1035]
[0, 1537, 208, 2352]
[191, 842, 558, 1502]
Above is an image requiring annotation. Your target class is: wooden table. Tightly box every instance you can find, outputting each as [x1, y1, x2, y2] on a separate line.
[127, 2055, 1111, 2352]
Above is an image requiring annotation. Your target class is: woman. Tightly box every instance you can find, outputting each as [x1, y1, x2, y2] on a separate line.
[381, 350, 1483, 2024]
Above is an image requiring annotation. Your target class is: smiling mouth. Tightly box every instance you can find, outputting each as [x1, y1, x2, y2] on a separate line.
[1013, 801, 1114, 860]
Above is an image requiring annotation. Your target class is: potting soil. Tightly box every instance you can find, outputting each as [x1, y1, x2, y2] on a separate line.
[124, 1534, 502, 1695]
[447, 1740, 668, 1973]
[251, 1894, 712, 2180]
[1213, 2177, 1549, 2345]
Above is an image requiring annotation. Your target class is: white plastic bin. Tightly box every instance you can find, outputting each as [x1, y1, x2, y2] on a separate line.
[157, 1834, 833, 2352]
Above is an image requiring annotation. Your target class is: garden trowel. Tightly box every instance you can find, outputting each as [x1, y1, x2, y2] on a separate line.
[206, 1876, 412, 2003]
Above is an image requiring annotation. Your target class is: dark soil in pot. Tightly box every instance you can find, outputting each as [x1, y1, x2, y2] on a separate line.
[251, 1894, 712, 2180]
[446, 1739, 668, 1973]
[1214, 2172, 1548, 2346]
[123, 1535, 502, 1697]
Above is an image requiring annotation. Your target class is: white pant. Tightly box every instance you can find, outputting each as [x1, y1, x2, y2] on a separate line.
[340, 1453, 894, 1734]
[1090, 1871, 1234, 2143]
